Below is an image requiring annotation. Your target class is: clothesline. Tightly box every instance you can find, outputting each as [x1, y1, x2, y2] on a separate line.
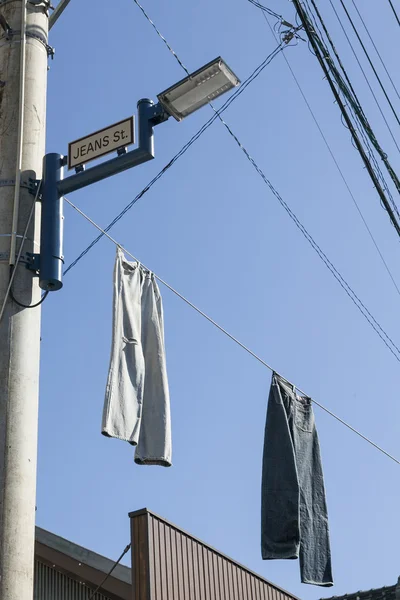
[64, 196, 400, 467]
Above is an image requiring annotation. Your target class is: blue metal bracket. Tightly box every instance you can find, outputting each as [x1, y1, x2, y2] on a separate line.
[31, 152, 65, 291]
[58, 99, 167, 196]
[34, 98, 170, 292]
[26, 252, 41, 273]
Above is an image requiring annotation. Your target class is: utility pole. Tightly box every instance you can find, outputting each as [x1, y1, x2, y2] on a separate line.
[0, 1, 237, 592]
[0, 0, 48, 598]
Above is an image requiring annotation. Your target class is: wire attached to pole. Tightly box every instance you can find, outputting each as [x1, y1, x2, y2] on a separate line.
[87, 543, 131, 600]
[64, 196, 400, 467]
[0, 181, 44, 322]
[8, 280, 48, 308]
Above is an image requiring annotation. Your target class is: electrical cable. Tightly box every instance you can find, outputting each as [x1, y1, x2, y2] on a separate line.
[64, 1, 400, 465]
[336, 0, 400, 129]
[133, 0, 190, 76]
[246, 0, 282, 20]
[63, 42, 285, 275]
[302, 0, 400, 224]
[387, 0, 400, 26]
[87, 543, 131, 600]
[349, 0, 400, 103]
[129, 0, 400, 361]
[213, 111, 400, 362]
[65, 0, 400, 366]
[0, 181, 46, 322]
[291, 0, 400, 236]
[9, 281, 48, 309]
[64, 196, 400, 467]
[304, 0, 400, 212]
[327, 0, 400, 154]
[68, 1, 400, 365]
[258, 9, 400, 298]
[303, 0, 399, 177]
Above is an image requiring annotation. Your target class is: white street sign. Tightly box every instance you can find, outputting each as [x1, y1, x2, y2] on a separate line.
[68, 116, 135, 170]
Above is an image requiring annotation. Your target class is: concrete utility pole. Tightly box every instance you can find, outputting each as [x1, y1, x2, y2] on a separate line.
[0, 0, 48, 598]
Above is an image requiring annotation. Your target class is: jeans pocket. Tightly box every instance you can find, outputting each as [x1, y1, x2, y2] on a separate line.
[294, 400, 314, 433]
[123, 336, 138, 345]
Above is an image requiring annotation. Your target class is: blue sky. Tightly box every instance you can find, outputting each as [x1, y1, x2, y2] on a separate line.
[38, 1, 400, 598]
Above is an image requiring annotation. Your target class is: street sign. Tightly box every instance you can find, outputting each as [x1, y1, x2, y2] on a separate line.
[68, 116, 135, 170]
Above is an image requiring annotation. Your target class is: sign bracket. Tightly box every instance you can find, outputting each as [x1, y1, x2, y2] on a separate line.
[30, 98, 169, 291]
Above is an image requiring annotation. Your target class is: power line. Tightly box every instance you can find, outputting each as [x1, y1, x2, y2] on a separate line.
[213, 111, 400, 362]
[64, 42, 285, 275]
[387, 0, 400, 27]
[64, 0, 400, 467]
[304, 0, 400, 225]
[349, 0, 400, 103]
[127, 0, 400, 361]
[293, 0, 400, 236]
[132, 0, 190, 76]
[89, 0, 400, 363]
[336, 0, 400, 129]
[327, 0, 400, 154]
[304, 0, 400, 214]
[246, 0, 282, 21]
[65, 196, 400, 467]
[258, 9, 400, 297]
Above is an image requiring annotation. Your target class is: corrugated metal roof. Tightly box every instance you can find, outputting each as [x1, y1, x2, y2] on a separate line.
[130, 508, 302, 600]
[34, 560, 113, 600]
[35, 527, 131, 585]
[321, 579, 400, 600]
[35, 527, 131, 600]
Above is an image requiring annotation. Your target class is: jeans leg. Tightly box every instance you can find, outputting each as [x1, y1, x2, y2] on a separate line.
[262, 374, 300, 559]
[102, 250, 145, 444]
[292, 397, 333, 586]
[134, 273, 172, 466]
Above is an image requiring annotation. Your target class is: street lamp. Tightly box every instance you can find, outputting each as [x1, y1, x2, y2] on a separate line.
[157, 57, 240, 121]
[31, 57, 240, 292]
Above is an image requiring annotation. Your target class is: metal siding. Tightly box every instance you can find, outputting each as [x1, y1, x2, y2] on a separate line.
[170, 527, 178, 600]
[193, 539, 201, 600]
[135, 512, 298, 600]
[34, 560, 113, 600]
[176, 531, 185, 600]
[159, 521, 168, 596]
[134, 516, 140, 600]
[181, 533, 190, 600]
[152, 516, 161, 597]
[198, 544, 205, 599]
[164, 523, 173, 599]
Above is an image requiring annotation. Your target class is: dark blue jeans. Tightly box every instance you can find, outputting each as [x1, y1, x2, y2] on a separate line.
[261, 373, 333, 586]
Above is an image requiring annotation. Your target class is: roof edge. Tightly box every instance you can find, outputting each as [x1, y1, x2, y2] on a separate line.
[129, 507, 301, 600]
[35, 526, 131, 585]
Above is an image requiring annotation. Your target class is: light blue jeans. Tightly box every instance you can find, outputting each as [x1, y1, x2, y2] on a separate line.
[261, 373, 333, 586]
[102, 249, 172, 467]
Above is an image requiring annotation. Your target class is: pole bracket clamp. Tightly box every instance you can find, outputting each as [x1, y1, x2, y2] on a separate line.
[28, 178, 42, 197]
[25, 252, 40, 274]
[28, 0, 54, 17]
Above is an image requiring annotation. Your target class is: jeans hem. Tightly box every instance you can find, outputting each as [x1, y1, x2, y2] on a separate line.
[262, 550, 299, 560]
[301, 579, 334, 587]
[101, 429, 138, 445]
[134, 456, 172, 467]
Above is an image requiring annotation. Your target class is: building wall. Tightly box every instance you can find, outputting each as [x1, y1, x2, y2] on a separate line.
[130, 509, 301, 600]
[34, 560, 113, 600]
